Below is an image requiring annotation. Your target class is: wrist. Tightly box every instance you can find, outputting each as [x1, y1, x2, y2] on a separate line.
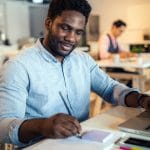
[18, 118, 45, 143]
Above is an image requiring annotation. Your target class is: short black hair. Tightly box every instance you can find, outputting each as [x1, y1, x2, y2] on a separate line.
[47, 0, 91, 24]
[113, 20, 127, 28]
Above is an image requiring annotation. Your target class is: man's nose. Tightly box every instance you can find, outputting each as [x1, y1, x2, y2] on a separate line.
[65, 31, 76, 43]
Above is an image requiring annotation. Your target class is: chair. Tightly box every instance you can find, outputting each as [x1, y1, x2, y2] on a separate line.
[90, 92, 102, 117]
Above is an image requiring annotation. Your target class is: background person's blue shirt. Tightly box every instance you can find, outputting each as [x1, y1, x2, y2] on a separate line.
[0, 39, 138, 145]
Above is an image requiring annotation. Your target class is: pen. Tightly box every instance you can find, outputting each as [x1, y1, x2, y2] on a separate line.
[59, 92, 72, 116]
[114, 137, 122, 144]
[59, 92, 82, 138]
[76, 133, 82, 139]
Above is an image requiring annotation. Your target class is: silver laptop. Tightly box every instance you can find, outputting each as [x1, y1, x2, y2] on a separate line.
[118, 111, 150, 137]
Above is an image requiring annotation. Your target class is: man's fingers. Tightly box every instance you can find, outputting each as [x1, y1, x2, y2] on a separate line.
[62, 122, 79, 135]
[43, 113, 81, 139]
[56, 113, 81, 133]
[145, 99, 150, 111]
[52, 125, 75, 138]
[64, 115, 81, 133]
[143, 97, 150, 111]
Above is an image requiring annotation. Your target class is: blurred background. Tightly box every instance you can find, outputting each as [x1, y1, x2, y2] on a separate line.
[0, 0, 150, 52]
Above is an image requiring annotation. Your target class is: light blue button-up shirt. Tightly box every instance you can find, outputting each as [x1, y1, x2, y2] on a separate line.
[0, 39, 138, 145]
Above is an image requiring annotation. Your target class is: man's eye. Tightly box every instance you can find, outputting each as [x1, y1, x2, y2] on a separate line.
[76, 31, 84, 36]
[61, 25, 69, 31]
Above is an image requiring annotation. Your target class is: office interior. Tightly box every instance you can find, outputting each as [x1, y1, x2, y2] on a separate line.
[0, 0, 150, 149]
[0, 0, 150, 115]
[0, 0, 150, 114]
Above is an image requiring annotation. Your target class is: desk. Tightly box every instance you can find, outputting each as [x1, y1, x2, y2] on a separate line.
[23, 106, 149, 150]
[97, 54, 150, 91]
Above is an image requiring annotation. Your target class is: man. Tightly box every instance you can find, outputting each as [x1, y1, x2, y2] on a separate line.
[98, 20, 136, 87]
[98, 20, 133, 59]
[0, 0, 149, 147]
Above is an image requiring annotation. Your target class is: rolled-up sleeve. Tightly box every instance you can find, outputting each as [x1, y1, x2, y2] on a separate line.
[0, 60, 29, 145]
[87, 55, 139, 105]
[113, 85, 139, 106]
[0, 118, 24, 145]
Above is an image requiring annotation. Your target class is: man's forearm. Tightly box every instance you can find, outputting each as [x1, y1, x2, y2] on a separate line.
[19, 113, 82, 144]
[19, 118, 45, 143]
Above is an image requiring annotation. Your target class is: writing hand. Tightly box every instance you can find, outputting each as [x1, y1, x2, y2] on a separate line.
[41, 113, 81, 138]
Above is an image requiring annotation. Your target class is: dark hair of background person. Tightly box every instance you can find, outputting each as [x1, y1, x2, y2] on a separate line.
[47, 0, 92, 24]
[113, 20, 127, 27]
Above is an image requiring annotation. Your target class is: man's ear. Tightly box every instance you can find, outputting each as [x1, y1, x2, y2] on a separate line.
[45, 17, 52, 29]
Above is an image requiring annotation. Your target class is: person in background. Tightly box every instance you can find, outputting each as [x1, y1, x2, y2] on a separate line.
[98, 20, 134, 59]
[0, 0, 149, 147]
[98, 20, 136, 87]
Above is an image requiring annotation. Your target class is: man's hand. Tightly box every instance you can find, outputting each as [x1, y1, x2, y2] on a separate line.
[41, 113, 81, 138]
[125, 92, 150, 111]
[140, 96, 150, 111]
[19, 113, 81, 143]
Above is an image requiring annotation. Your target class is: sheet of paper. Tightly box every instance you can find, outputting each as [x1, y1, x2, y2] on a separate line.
[23, 130, 123, 150]
[81, 130, 113, 142]
[23, 137, 103, 150]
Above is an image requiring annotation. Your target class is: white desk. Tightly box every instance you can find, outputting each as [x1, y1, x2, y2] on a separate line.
[82, 106, 142, 131]
[23, 106, 149, 150]
[97, 54, 150, 91]
[97, 54, 150, 74]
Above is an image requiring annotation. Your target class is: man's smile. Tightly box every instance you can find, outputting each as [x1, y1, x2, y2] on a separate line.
[60, 42, 74, 51]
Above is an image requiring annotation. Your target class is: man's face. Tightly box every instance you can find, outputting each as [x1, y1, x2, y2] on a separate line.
[44, 10, 86, 59]
[113, 26, 126, 38]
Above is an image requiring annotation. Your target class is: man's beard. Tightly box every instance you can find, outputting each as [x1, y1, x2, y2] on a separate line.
[47, 30, 77, 57]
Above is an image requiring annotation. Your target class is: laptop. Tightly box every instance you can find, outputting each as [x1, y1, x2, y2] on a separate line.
[118, 111, 150, 137]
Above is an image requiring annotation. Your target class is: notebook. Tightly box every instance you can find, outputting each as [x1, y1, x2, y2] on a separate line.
[81, 130, 113, 143]
[118, 111, 150, 137]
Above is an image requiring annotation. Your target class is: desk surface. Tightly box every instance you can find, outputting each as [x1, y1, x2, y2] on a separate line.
[23, 106, 149, 150]
[82, 106, 143, 131]
[97, 54, 150, 69]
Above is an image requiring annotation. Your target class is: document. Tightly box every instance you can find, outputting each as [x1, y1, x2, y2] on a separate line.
[81, 130, 113, 143]
[23, 130, 122, 150]
[23, 137, 103, 150]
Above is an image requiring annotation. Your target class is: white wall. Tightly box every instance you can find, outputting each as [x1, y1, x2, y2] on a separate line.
[5, 1, 30, 44]
[0, 3, 5, 33]
[1, 0, 150, 46]
[88, 0, 150, 45]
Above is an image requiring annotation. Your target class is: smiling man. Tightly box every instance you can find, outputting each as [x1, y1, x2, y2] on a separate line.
[43, 10, 85, 61]
[0, 0, 150, 147]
